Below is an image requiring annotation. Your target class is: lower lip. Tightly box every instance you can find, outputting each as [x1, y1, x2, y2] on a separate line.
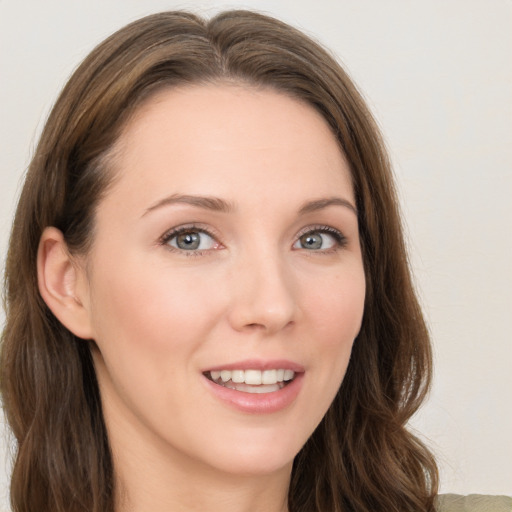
[202, 373, 304, 414]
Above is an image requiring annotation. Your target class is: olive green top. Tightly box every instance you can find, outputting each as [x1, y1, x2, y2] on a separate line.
[437, 494, 512, 512]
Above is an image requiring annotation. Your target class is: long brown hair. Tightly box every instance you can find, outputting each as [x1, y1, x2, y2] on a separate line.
[1, 10, 438, 512]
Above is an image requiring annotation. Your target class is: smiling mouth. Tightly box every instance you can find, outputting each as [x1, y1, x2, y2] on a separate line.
[204, 369, 296, 394]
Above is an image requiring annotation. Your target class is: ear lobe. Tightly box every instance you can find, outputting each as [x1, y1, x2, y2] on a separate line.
[37, 227, 94, 340]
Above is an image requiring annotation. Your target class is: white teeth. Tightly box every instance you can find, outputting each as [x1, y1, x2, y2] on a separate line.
[231, 370, 244, 383]
[245, 369, 262, 385]
[208, 369, 296, 386]
[284, 369, 295, 381]
[262, 369, 277, 384]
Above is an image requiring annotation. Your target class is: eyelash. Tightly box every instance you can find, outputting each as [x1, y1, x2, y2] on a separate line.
[295, 225, 348, 253]
[159, 224, 219, 257]
[159, 223, 347, 256]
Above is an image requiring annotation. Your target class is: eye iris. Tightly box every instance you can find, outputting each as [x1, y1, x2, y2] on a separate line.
[300, 233, 322, 250]
[176, 232, 200, 250]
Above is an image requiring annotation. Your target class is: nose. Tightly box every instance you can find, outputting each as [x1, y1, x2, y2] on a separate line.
[227, 249, 298, 335]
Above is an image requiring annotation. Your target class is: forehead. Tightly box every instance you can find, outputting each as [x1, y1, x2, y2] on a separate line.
[105, 83, 353, 208]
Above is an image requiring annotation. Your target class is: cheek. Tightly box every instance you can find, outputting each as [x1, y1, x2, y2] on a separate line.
[304, 268, 365, 340]
[89, 259, 222, 351]
[301, 268, 365, 384]
[87, 259, 226, 423]
[86, 258, 230, 421]
[280, 268, 365, 441]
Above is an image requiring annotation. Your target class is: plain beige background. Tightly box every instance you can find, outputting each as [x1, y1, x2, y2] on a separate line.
[1, 0, 511, 507]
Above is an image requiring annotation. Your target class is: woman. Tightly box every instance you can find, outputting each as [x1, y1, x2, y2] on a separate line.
[1, 10, 437, 512]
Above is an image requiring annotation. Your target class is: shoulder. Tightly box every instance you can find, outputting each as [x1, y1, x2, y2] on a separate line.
[437, 494, 512, 512]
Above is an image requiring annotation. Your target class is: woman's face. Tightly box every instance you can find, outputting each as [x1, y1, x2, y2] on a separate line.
[81, 84, 365, 478]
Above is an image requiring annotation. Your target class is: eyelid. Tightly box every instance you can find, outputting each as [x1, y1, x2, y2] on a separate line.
[294, 225, 347, 250]
[158, 223, 347, 254]
[158, 223, 223, 254]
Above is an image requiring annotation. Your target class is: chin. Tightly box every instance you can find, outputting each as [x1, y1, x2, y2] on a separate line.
[196, 431, 303, 478]
[211, 453, 295, 478]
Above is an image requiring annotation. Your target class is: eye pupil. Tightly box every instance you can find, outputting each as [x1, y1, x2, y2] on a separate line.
[300, 233, 322, 250]
[177, 232, 200, 250]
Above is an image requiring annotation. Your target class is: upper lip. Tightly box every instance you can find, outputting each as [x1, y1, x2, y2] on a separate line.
[203, 359, 305, 373]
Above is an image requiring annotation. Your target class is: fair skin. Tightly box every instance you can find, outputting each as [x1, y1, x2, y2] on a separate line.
[38, 84, 366, 512]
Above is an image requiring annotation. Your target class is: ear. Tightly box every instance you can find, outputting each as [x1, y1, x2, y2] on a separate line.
[37, 227, 94, 340]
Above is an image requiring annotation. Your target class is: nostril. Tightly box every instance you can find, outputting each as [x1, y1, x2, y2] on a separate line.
[243, 320, 294, 332]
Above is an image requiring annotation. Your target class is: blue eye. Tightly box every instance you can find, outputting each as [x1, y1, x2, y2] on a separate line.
[293, 228, 345, 251]
[165, 229, 217, 251]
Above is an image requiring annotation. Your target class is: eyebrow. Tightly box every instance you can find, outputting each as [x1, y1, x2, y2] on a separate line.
[298, 197, 358, 216]
[143, 194, 235, 216]
[143, 194, 357, 217]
